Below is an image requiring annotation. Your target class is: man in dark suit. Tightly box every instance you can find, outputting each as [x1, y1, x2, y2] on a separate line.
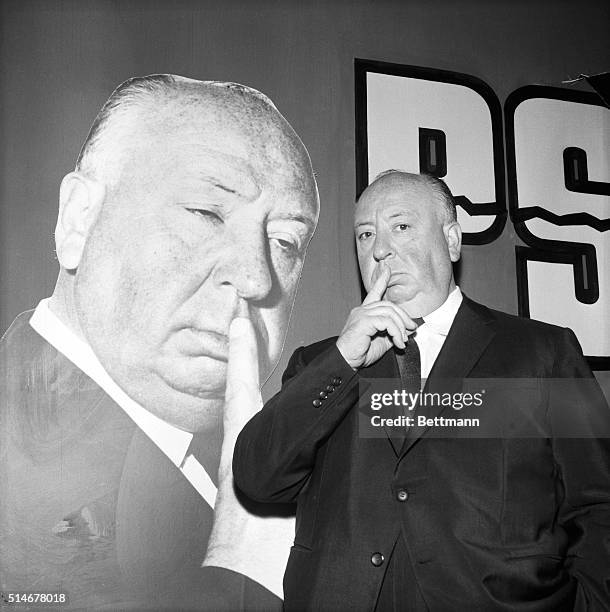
[1, 74, 319, 609]
[233, 171, 610, 611]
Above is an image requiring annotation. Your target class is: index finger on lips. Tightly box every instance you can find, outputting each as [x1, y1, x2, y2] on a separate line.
[225, 315, 262, 413]
[362, 263, 391, 306]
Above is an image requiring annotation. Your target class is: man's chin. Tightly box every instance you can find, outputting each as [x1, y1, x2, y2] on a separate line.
[385, 284, 418, 306]
[385, 286, 438, 318]
[148, 371, 226, 433]
[158, 355, 228, 399]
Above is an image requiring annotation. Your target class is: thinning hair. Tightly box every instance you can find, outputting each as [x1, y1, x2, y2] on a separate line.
[362, 169, 457, 223]
[75, 74, 278, 186]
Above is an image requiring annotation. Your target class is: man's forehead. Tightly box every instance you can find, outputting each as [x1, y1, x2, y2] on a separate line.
[135, 97, 306, 166]
[355, 175, 437, 220]
[173, 140, 315, 200]
[111, 86, 318, 212]
[124, 119, 317, 217]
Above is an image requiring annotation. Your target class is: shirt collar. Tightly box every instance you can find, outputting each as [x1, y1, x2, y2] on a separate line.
[29, 298, 193, 467]
[419, 286, 463, 336]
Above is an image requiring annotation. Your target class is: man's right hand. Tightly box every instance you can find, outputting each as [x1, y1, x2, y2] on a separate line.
[336, 263, 418, 370]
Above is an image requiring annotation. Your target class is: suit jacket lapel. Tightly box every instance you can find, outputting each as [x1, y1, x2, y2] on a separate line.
[399, 296, 496, 457]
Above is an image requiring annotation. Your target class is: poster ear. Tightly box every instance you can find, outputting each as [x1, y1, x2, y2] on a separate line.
[445, 221, 462, 263]
[55, 172, 105, 271]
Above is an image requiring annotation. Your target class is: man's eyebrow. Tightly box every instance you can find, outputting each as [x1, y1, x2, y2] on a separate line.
[273, 213, 316, 231]
[199, 173, 258, 200]
[208, 180, 236, 195]
[387, 210, 416, 220]
[354, 209, 418, 228]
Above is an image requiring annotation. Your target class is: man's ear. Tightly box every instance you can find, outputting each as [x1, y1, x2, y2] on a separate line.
[55, 172, 105, 271]
[444, 221, 462, 263]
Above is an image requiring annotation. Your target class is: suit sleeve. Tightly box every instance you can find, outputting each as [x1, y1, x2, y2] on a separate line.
[550, 328, 610, 611]
[233, 341, 359, 504]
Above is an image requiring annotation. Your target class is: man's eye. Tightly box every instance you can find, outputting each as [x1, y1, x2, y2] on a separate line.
[395, 223, 410, 231]
[186, 208, 223, 224]
[358, 231, 373, 241]
[271, 236, 298, 253]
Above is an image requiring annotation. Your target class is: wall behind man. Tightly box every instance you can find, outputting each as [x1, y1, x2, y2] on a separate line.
[1, 0, 608, 398]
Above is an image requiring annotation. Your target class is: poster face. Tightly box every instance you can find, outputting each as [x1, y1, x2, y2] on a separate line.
[1, 1, 609, 610]
[1, 74, 314, 608]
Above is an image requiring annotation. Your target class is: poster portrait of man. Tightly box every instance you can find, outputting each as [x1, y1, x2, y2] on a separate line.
[1, 74, 319, 609]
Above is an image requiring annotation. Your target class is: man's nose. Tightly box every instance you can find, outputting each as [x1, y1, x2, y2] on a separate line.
[213, 229, 273, 302]
[373, 231, 394, 262]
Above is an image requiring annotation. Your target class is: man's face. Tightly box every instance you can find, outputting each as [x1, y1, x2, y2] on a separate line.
[354, 174, 460, 317]
[74, 98, 318, 431]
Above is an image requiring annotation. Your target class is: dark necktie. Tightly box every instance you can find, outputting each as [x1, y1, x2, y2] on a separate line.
[394, 319, 423, 431]
[395, 337, 421, 394]
[395, 317, 423, 394]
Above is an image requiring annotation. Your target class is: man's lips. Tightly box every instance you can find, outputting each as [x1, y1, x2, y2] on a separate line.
[179, 328, 229, 361]
[387, 272, 409, 287]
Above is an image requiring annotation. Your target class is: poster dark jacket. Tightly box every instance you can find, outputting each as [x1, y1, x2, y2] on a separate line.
[234, 296, 610, 611]
[0, 311, 280, 611]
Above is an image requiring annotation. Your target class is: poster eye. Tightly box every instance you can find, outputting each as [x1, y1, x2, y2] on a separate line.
[186, 208, 223, 224]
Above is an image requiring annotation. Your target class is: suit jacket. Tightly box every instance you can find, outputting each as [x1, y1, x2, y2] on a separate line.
[234, 297, 610, 611]
[0, 311, 280, 611]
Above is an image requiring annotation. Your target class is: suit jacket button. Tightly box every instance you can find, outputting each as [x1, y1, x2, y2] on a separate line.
[326, 385, 335, 393]
[371, 552, 384, 567]
[396, 489, 409, 502]
[333, 377, 342, 385]
[313, 399, 322, 407]
[319, 391, 328, 399]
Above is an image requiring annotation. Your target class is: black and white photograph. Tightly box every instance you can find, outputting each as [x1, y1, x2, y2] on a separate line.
[1, 1, 608, 610]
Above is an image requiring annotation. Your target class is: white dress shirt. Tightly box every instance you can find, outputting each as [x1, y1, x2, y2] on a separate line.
[411, 286, 463, 381]
[29, 298, 218, 508]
